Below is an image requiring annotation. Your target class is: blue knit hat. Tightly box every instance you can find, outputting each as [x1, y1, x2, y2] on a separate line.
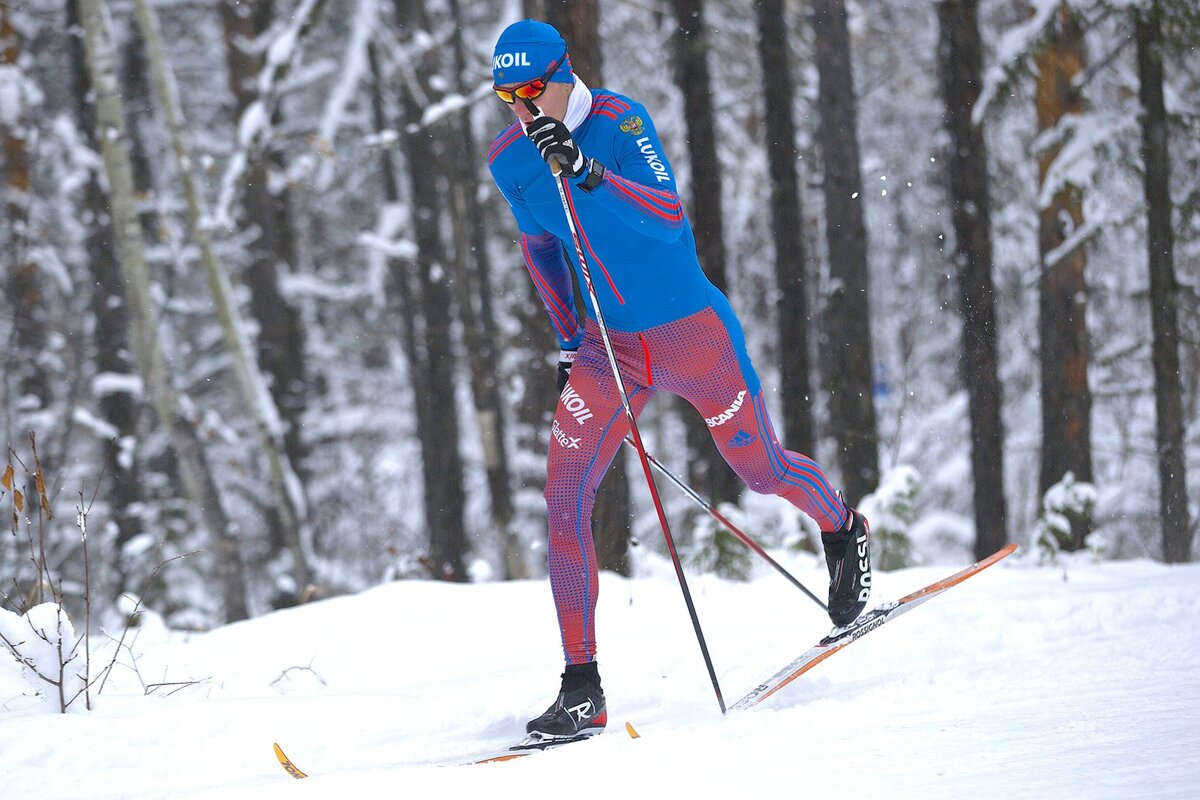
[492, 19, 573, 86]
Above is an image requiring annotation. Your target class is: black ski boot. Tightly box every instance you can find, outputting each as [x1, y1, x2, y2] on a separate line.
[526, 662, 607, 740]
[821, 505, 872, 627]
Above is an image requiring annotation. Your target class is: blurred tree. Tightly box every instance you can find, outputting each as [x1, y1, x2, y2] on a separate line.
[2, 7, 50, 415]
[116, 18, 158, 241]
[218, 0, 314, 566]
[1034, 1, 1094, 550]
[393, 0, 468, 581]
[75, 0, 250, 620]
[446, 0, 526, 579]
[65, 0, 144, 599]
[936, 0, 1008, 560]
[134, 0, 317, 599]
[754, 0, 816, 457]
[671, 0, 742, 510]
[811, 0, 879, 505]
[1136, 0, 1190, 562]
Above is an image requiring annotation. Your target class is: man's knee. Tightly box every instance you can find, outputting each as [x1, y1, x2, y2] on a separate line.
[544, 470, 594, 527]
[740, 469, 787, 497]
[715, 443, 785, 496]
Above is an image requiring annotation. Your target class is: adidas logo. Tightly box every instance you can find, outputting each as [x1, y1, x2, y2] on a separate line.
[728, 430, 757, 448]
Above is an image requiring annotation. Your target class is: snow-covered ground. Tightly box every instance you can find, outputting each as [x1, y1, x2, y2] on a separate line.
[3, 548, 1198, 799]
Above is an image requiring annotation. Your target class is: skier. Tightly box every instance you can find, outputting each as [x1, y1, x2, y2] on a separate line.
[487, 19, 872, 740]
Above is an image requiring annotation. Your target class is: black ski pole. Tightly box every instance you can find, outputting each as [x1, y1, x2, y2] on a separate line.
[629, 438, 828, 612]
[528, 100, 726, 715]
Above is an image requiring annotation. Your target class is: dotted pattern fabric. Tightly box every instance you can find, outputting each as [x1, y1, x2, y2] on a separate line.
[544, 307, 846, 664]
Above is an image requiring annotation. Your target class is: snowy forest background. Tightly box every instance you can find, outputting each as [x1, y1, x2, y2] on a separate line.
[1, 0, 1197, 632]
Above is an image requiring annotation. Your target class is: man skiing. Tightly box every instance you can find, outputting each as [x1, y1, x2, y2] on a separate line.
[487, 19, 872, 741]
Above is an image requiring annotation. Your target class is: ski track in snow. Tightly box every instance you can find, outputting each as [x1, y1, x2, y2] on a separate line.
[2, 554, 1198, 799]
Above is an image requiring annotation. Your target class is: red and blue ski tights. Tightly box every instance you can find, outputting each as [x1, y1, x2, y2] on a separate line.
[545, 306, 848, 665]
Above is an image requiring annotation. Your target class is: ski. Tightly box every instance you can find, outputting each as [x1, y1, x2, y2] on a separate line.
[272, 729, 608, 776]
[470, 730, 601, 764]
[730, 543, 1018, 712]
[272, 743, 309, 779]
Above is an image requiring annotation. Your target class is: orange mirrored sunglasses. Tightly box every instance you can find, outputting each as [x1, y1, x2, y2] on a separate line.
[493, 52, 567, 104]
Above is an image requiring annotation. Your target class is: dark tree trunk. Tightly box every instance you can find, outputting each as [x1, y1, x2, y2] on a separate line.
[446, 0, 525, 579]
[544, 0, 601, 85]
[1136, 1, 1191, 563]
[754, 0, 816, 457]
[1035, 2, 1094, 549]
[672, 0, 741, 509]
[936, 0, 1008, 560]
[811, 0, 879, 505]
[393, 0, 468, 581]
[367, 41, 438, 567]
[545, 0, 634, 576]
[66, 0, 143, 595]
[218, 0, 312, 559]
[117, 17, 159, 240]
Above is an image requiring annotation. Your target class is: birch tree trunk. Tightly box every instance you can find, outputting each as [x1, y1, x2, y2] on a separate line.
[75, 0, 250, 621]
[1136, 0, 1191, 563]
[132, 0, 315, 595]
[811, 0, 880, 506]
[672, 0, 742, 510]
[754, 0, 816, 457]
[936, 0, 1009, 560]
[1035, 2, 1094, 549]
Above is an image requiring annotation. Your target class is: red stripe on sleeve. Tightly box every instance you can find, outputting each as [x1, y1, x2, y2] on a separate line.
[607, 175, 683, 223]
[488, 124, 524, 164]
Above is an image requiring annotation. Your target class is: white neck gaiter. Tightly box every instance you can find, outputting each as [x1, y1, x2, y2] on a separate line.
[563, 75, 593, 131]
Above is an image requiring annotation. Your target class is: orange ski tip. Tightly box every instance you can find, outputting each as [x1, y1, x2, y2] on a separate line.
[273, 742, 309, 779]
[475, 753, 530, 764]
[625, 722, 641, 739]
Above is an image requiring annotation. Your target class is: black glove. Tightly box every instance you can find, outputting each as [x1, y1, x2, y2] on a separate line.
[526, 115, 587, 178]
[556, 348, 577, 393]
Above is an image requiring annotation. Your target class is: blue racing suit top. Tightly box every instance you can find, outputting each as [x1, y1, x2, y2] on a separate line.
[487, 90, 728, 352]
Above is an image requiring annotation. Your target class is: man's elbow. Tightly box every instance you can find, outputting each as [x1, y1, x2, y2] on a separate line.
[638, 219, 685, 243]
